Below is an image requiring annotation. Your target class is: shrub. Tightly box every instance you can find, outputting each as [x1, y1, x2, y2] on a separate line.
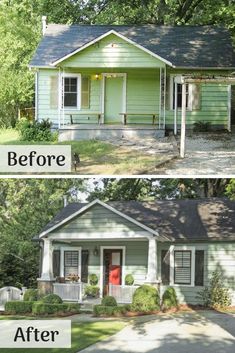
[41, 294, 63, 304]
[32, 302, 80, 316]
[197, 270, 231, 308]
[93, 305, 127, 317]
[23, 289, 38, 302]
[89, 274, 98, 285]
[5, 301, 34, 315]
[125, 274, 134, 285]
[16, 118, 57, 142]
[85, 285, 99, 298]
[131, 285, 160, 313]
[193, 121, 212, 132]
[162, 287, 178, 310]
[101, 296, 117, 307]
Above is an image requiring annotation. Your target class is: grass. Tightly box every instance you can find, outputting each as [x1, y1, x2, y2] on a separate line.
[0, 316, 125, 353]
[0, 128, 172, 174]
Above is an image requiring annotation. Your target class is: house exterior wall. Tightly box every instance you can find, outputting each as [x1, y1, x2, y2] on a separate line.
[37, 66, 230, 129]
[158, 242, 235, 305]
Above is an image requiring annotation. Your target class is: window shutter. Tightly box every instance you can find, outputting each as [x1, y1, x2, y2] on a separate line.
[191, 84, 201, 110]
[50, 76, 58, 109]
[81, 76, 90, 109]
[53, 250, 60, 278]
[195, 250, 204, 286]
[81, 250, 89, 283]
[161, 250, 170, 285]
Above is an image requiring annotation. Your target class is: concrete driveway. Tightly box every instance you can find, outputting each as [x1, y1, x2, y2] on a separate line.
[80, 311, 235, 353]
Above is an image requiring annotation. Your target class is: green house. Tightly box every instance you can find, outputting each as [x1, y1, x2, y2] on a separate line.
[29, 19, 235, 141]
[35, 198, 235, 306]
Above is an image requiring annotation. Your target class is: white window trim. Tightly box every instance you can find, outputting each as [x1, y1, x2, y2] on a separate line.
[100, 246, 126, 298]
[170, 76, 192, 111]
[61, 73, 81, 110]
[60, 246, 82, 280]
[169, 245, 195, 287]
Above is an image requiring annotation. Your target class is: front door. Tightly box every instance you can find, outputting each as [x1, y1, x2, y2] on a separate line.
[103, 249, 122, 295]
[104, 76, 123, 123]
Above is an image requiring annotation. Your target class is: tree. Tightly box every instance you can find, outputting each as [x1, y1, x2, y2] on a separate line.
[0, 179, 85, 287]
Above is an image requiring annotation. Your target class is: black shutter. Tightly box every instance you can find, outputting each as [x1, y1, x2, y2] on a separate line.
[161, 250, 170, 285]
[81, 250, 89, 283]
[53, 250, 60, 278]
[195, 250, 204, 286]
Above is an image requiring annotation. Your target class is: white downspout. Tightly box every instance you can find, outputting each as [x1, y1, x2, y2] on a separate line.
[159, 68, 162, 129]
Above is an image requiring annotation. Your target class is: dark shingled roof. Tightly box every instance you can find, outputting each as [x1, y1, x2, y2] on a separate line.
[36, 198, 235, 242]
[30, 24, 235, 68]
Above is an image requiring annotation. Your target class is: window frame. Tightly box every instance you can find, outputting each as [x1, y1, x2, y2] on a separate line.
[169, 245, 195, 287]
[59, 246, 82, 279]
[170, 76, 193, 111]
[62, 73, 81, 110]
[174, 250, 192, 285]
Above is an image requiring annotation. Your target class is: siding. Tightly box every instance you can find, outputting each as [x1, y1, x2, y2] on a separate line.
[61, 34, 165, 68]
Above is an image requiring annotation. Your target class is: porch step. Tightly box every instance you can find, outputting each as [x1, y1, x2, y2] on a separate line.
[80, 298, 101, 312]
[59, 125, 165, 141]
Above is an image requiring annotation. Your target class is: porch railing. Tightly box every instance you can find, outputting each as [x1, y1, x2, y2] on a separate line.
[109, 284, 139, 303]
[53, 282, 86, 302]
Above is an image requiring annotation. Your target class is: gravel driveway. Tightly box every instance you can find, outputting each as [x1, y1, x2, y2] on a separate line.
[79, 311, 235, 353]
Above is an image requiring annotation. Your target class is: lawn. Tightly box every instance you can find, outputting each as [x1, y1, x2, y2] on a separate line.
[0, 128, 172, 174]
[0, 316, 125, 353]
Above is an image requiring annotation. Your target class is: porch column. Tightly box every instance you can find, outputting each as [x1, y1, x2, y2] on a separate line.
[40, 238, 54, 281]
[180, 82, 187, 158]
[146, 237, 157, 283]
[174, 82, 178, 135]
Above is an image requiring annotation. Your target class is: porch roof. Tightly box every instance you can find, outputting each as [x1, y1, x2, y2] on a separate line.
[30, 24, 235, 69]
[35, 198, 235, 242]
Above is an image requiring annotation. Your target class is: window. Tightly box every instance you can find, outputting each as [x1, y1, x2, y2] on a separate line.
[64, 251, 79, 277]
[64, 77, 78, 108]
[173, 83, 189, 109]
[174, 250, 191, 285]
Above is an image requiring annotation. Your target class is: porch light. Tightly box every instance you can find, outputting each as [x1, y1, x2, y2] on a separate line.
[95, 74, 100, 80]
[93, 246, 99, 256]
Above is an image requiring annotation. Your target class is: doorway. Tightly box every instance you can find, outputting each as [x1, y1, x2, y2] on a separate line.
[103, 249, 123, 296]
[103, 74, 126, 123]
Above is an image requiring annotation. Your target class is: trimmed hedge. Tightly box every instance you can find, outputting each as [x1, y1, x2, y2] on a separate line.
[101, 296, 117, 307]
[131, 285, 160, 313]
[85, 285, 99, 298]
[32, 302, 80, 316]
[41, 294, 63, 304]
[23, 289, 38, 302]
[162, 287, 178, 310]
[125, 274, 134, 285]
[5, 301, 34, 314]
[93, 305, 127, 317]
[89, 274, 98, 286]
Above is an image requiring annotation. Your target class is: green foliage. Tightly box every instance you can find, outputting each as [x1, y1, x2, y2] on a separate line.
[162, 287, 178, 310]
[23, 289, 39, 302]
[16, 118, 57, 142]
[193, 121, 212, 132]
[131, 285, 160, 312]
[5, 300, 34, 314]
[32, 302, 80, 315]
[101, 296, 117, 307]
[85, 285, 100, 298]
[197, 270, 231, 308]
[93, 305, 127, 317]
[89, 273, 98, 285]
[125, 274, 134, 285]
[41, 294, 63, 304]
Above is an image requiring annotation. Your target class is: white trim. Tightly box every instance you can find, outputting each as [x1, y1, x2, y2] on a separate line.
[159, 68, 162, 129]
[170, 75, 192, 111]
[51, 30, 172, 67]
[100, 246, 126, 298]
[228, 85, 232, 132]
[60, 73, 81, 110]
[39, 199, 164, 239]
[35, 71, 38, 121]
[101, 73, 127, 124]
[163, 67, 166, 128]
[60, 246, 82, 279]
[169, 245, 195, 287]
[174, 82, 178, 135]
[58, 68, 62, 128]
[49, 231, 150, 241]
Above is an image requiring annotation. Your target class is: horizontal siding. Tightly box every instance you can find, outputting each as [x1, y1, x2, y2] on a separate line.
[61, 34, 165, 68]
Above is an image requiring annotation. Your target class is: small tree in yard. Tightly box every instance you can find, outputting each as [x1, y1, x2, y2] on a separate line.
[198, 270, 231, 309]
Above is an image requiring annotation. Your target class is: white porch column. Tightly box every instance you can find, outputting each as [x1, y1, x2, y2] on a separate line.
[180, 82, 187, 158]
[174, 82, 178, 135]
[40, 238, 54, 281]
[146, 237, 158, 283]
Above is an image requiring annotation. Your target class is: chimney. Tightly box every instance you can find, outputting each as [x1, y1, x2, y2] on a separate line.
[63, 195, 68, 207]
[42, 16, 47, 36]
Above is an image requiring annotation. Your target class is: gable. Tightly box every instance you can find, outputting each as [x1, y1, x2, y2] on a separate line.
[60, 33, 166, 69]
[48, 204, 149, 239]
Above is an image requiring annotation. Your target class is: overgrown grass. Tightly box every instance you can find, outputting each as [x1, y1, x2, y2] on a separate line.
[0, 128, 170, 174]
[0, 318, 125, 353]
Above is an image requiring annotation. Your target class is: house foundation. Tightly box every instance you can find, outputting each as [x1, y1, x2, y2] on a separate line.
[37, 279, 54, 296]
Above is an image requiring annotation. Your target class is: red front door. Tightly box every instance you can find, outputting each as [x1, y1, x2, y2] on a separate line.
[103, 250, 122, 295]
